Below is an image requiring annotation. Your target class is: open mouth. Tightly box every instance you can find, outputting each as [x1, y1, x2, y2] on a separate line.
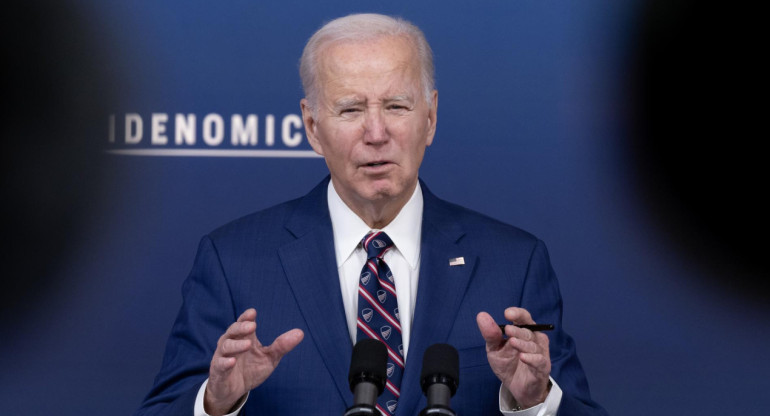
[365, 162, 388, 167]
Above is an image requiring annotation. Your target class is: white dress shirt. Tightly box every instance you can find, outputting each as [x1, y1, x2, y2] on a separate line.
[327, 179, 422, 356]
[194, 180, 561, 415]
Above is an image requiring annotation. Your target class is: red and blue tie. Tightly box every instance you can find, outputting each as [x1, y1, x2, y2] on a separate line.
[356, 231, 403, 415]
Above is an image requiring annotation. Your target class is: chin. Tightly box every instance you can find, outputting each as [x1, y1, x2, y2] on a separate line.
[362, 187, 396, 201]
[356, 182, 398, 201]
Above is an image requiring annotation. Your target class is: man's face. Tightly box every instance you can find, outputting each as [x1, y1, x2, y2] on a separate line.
[301, 35, 437, 215]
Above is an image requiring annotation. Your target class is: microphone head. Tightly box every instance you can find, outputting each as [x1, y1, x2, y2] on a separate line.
[348, 338, 388, 394]
[420, 343, 459, 396]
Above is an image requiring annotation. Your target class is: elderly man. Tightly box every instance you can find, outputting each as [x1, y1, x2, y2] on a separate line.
[136, 13, 606, 416]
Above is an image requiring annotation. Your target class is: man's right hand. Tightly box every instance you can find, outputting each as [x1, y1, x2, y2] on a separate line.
[204, 308, 304, 416]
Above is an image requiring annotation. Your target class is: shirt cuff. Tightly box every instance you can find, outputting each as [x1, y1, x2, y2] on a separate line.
[499, 377, 562, 415]
[194, 379, 249, 416]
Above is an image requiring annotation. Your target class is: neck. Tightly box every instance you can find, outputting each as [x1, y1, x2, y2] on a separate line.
[353, 199, 405, 229]
[333, 182, 416, 229]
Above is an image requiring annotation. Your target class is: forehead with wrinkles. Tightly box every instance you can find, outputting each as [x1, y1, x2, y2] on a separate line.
[315, 35, 423, 105]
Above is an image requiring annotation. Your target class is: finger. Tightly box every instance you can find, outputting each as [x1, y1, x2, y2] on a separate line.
[508, 325, 550, 349]
[504, 307, 534, 325]
[237, 308, 257, 323]
[223, 319, 257, 339]
[508, 325, 535, 342]
[266, 329, 304, 359]
[210, 356, 237, 374]
[506, 335, 541, 354]
[534, 332, 550, 358]
[219, 338, 252, 357]
[519, 352, 551, 375]
[215, 320, 257, 355]
[476, 312, 504, 346]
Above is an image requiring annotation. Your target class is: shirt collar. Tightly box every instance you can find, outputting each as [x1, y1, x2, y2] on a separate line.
[327, 180, 423, 269]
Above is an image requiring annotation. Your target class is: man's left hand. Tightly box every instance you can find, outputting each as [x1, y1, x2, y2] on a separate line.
[477, 308, 551, 409]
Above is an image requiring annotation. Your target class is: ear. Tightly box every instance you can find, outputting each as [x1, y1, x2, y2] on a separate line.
[301, 98, 324, 156]
[425, 90, 438, 147]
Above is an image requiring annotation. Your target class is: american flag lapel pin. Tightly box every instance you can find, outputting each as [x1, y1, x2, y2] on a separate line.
[449, 257, 465, 266]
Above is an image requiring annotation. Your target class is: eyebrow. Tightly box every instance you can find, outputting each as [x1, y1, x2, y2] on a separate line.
[333, 97, 364, 109]
[332, 95, 415, 111]
[385, 95, 413, 103]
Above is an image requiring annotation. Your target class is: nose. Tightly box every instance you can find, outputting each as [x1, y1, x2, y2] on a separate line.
[363, 108, 388, 144]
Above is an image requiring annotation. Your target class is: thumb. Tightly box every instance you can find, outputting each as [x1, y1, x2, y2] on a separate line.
[267, 329, 304, 360]
[476, 312, 503, 347]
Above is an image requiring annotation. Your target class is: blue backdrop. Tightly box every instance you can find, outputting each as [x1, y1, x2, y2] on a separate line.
[3, 1, 767, 415]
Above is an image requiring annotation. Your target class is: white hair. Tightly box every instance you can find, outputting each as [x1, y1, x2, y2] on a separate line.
[299, 13, 435, 112]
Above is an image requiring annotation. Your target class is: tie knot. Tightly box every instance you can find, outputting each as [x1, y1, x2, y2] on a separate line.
[362, 231, 393, 259]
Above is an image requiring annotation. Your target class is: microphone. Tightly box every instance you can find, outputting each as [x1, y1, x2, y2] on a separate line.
[344, 339, 388, 416]
[419, 343, 459, 416]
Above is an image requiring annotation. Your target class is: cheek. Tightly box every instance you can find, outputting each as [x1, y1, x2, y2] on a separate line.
[403, 128, 431, 155]
[408, 147, 427, 169]
[323, 127, 361, 164]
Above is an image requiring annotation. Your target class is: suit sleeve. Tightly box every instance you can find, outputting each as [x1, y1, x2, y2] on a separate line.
[134, 236, 238, 416]
[519, 240, 608, 416]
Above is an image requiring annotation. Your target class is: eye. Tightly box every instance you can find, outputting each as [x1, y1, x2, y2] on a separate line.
[387, 104, 409, 111]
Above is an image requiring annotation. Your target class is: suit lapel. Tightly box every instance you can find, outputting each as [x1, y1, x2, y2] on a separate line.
[277, 179, 477, 414]
[278, 178, 354, 408]
[397, 185, 478, 416]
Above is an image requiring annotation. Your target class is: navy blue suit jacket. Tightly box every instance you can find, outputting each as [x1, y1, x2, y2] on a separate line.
[136, 178, 606, 415]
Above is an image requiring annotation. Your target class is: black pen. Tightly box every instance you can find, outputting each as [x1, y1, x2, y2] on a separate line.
[498, 323, 554, 333]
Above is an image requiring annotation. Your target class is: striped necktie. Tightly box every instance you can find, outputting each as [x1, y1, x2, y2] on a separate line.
[356, 231, 403, 415]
